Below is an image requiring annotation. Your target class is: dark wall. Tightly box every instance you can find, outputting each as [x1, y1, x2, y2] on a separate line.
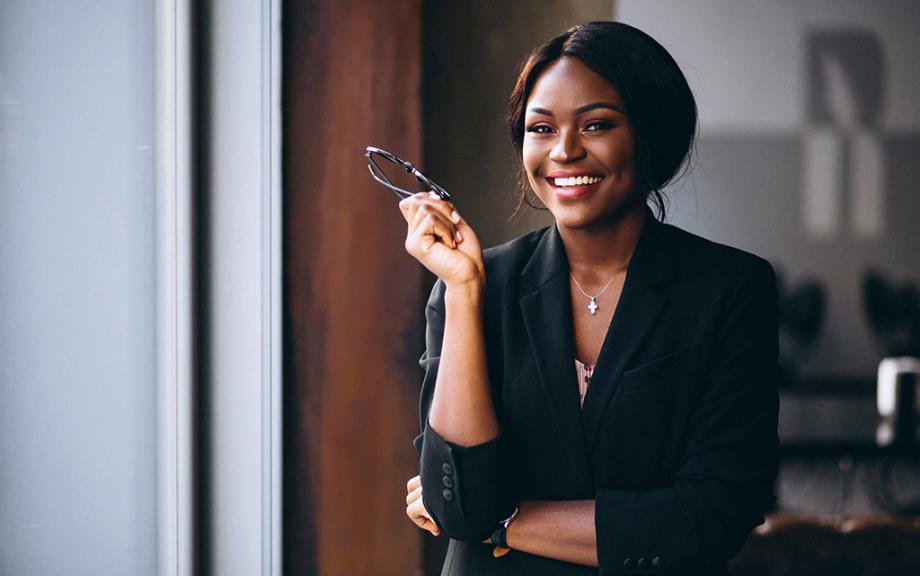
[284, 1, 424, 574]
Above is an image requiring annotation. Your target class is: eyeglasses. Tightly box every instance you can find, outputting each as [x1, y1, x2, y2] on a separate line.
[365, 146, 450, 201]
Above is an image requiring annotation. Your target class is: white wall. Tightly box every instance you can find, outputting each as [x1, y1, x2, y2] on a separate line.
[0, 1, 157, 574]
[619, 0, 920, 134]
[619, 0, 920, 379]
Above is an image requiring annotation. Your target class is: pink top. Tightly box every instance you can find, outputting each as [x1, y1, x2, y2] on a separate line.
[574, 359, 594, 409]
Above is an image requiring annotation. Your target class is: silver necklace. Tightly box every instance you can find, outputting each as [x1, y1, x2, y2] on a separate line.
[570, 271, 617, 316]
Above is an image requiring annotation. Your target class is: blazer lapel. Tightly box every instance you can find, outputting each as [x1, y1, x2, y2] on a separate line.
[519, 226, 593, 492]
[581, 214, 673, 455]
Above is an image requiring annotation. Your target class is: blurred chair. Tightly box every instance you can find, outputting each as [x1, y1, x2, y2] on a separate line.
[777, 269, 826, 383]
[863, 269, 920, 359]
[729, 513, 920, 576]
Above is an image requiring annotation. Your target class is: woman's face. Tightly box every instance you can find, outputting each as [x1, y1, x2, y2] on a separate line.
[522, 57, 639, 232]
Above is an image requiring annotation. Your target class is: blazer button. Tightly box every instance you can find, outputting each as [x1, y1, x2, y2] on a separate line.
[652, 555, 663, 568]
[442, 488, 454, 502]
[622, 558, 633, 568]
[442, 463, 454, 475]
[442, 475, 454, 488]
[637, 556, 647, 568]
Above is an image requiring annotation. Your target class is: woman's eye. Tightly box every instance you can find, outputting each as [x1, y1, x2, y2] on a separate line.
[584, 121, 614, 132]
[526, 124, 554, 134]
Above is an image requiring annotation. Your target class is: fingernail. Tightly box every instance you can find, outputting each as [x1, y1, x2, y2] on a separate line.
[428, 191, 440, 199]
[455, 230, 463, 243]
[451, 210, 461, 223]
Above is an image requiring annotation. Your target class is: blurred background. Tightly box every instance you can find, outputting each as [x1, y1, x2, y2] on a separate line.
[2, 0, 919, 575]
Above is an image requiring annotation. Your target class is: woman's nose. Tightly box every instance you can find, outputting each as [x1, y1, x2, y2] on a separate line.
[549, 130, 585, 163]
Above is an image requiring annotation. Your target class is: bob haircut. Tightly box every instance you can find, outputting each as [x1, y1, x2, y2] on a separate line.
[507, 21, 698, 220]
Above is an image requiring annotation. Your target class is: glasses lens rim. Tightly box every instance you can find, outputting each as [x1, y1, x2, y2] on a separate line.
[365, 147, 450, 200]
[367, 162, 411, 199]
[366, 147, 406, 168]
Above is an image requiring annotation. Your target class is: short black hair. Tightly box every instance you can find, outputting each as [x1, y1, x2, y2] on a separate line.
[507, 21, 698, 219]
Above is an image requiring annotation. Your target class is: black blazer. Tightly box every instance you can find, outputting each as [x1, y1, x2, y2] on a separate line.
[415, 212, 779, 575]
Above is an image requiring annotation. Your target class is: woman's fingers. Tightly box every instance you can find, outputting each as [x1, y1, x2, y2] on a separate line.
[398, 192, 483, 286]
[409, 209, 458, 250]
[406, 484, 422, 506]
[400, 193, 464, 241]
[408, 196, 459, 234]
[405, 481, 428, 519]
[399, 191, 459, 219]
[405, 478, 440, 536]
[398, 192, 467, 249]
[406, 474, 421, 493]
[408, 503, 440, 535]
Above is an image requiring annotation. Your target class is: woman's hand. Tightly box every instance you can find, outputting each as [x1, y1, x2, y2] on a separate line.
[399, 192, 484, 290]
[406, 475, 440, 536]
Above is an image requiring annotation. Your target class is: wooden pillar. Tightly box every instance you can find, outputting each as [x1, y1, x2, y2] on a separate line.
[283, 1, 424, 574]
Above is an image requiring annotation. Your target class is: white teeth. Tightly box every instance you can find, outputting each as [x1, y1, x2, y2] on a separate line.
[553, 176, 601, 187]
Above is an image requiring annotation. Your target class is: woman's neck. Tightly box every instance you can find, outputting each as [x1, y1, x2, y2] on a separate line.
[557, 204, 646, 282]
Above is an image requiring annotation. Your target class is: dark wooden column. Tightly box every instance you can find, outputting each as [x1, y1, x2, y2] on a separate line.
[283, 1, 424, 574]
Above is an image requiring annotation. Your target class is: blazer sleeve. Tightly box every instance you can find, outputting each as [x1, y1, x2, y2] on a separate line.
[413, 279, 517, 543]
[595, 259, 780, 574]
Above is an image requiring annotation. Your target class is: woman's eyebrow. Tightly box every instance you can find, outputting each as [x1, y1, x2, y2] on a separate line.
[575, 102, 625, 115]
[527, 102, 625, 117]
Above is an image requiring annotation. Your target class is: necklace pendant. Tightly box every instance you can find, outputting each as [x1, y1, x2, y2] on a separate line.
[588, 297, 598, 315]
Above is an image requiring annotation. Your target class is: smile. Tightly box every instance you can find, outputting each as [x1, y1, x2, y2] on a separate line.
[549, 175, 603, 187]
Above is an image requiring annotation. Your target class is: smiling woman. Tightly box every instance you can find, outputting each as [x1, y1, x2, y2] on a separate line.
[402, 21, 778, 576]
[522, 57, 638, 232]
[508, 22, 698, 223]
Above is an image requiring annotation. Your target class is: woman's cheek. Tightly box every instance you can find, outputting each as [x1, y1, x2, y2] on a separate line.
[521, 150, 540, 191]
[521, 150, 534, 179]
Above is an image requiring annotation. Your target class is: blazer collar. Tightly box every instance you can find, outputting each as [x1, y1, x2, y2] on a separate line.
[518, 238, 592, 492]
[518, 209, 674, 466]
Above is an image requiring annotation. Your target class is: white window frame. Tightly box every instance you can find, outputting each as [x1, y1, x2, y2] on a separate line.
[155, 0, 281, 574]
[155, 0, 195, 573]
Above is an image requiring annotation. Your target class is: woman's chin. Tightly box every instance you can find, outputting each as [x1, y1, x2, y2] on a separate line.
[553, 213, 594, 231]
[551, 202, 641, 233]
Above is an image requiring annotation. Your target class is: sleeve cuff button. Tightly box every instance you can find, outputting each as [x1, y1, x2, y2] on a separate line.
[442, 488, 454, 502]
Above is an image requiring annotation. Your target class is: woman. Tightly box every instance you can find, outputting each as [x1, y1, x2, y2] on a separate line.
[402, 21, 778, 575]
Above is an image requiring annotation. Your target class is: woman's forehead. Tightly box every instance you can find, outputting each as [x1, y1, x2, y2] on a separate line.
[526, 57, 624, 114]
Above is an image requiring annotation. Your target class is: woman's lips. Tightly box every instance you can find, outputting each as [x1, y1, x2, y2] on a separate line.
[546, 175, 603, 200]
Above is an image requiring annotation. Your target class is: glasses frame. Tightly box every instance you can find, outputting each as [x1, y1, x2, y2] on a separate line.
[365, 146, 450, 201]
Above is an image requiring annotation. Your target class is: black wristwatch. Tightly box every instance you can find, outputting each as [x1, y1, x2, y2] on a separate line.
[490, 507, 519, 550]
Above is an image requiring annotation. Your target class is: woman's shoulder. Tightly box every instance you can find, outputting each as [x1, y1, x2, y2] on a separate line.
[658, 221, 776, 292]
[481, 226, 552, 278]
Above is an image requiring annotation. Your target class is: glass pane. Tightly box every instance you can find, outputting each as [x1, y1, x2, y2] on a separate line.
[0, 2, 157, 575]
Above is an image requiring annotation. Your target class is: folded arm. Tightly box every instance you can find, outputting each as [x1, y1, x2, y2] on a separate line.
[416, 280, 516, 542]
[414, 253, 778, 573]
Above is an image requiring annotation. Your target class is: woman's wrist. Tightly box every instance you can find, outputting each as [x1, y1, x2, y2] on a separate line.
[444, 274, 485, 305]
